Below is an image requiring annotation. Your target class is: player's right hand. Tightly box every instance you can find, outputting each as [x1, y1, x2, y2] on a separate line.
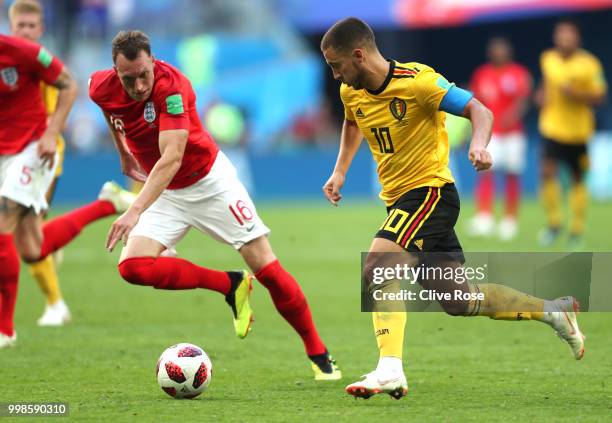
[37, 133, 57, 170]
[469, 147, 493, 172]
[106, 209, 140, 252]
[322, 172, 345, 206]
[121, 153, 147, 182]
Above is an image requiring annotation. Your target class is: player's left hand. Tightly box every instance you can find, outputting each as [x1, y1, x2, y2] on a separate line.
[37, 132, 57, 170]
[106, 209, 140, 252]
[469, 147, 492, 172]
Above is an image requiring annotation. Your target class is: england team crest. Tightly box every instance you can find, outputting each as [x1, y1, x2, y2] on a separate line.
[144, 101, 156, 123]
[389, 97, 407, 121]
[1, 67, 18, 87]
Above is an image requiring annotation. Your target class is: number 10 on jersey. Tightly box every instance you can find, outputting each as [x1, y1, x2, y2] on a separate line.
[371, 127, 394, 153]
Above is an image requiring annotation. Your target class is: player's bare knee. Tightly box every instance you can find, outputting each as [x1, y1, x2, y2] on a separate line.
[15, 237, 42, 263]
[362, 255, 380, 291]
[240, 235, 276, 274]
[362, 252, 403, 292]
[0, 197, 25, 233]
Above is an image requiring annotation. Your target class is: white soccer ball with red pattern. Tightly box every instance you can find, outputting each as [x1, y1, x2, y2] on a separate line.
[156, 343, 212, 399]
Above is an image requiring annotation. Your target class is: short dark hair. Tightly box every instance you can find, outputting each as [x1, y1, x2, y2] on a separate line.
[555, 18, 581, 33]
[111, 30, 151, 63]
[487, 36, 513, 52]
[320, 17, 376, 53]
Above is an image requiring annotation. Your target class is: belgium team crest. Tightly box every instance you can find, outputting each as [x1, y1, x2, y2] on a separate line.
[144, 101, 156, 123]
[1, 67, 18, 88]
[389, 97, 407, 121]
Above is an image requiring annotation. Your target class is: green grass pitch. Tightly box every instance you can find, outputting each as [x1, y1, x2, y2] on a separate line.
[2, 199, 612, 422]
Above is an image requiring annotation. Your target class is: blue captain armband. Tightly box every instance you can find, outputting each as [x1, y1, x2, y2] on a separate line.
[439, 85, 473, 116]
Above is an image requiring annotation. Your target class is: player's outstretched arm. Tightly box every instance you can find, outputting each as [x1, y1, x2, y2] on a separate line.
[38, 66, 77, 168]
[323, 119, 362, 206]
[463, 98, 494, 172]
[106, 129, 187, 251]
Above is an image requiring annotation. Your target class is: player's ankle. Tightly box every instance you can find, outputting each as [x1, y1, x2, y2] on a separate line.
[376, 356, 403, 375]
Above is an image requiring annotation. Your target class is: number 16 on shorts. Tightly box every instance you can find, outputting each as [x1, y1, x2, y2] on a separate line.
[229, 200, 253, 226]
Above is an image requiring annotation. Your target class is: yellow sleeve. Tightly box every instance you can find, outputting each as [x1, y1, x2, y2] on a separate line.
[41, 82, 59, 115]
[539, 51, 548, 75]
[589, 57, 607, 96]
[339, 84, 356, 121]
[413, 67, 452, 113]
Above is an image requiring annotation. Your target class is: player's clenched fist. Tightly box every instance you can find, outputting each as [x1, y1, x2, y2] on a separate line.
[322, 172, 345, 206]
[469, 147, 493, 172]
[106, 209, 140, 252]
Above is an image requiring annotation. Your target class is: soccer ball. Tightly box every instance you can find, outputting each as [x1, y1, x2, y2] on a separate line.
[156, 343, 212, 399]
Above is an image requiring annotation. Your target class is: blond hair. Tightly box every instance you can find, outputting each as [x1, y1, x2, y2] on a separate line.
[8, 0, 44, 23]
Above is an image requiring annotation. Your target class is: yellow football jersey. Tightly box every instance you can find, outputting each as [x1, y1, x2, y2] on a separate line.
[340, 61, 455, 206]
[40, 82, 65, 176]
[539, 48, 607, 144]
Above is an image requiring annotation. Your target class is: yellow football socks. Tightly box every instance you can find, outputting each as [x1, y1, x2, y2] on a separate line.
[29, 256, 62, 305]
[468, 283, 545, 321]
[372, 312, 407, 359]
[541, 179, 562, 228]
[569, 182, 588, 235]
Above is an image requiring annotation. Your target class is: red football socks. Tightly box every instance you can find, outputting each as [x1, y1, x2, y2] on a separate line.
[39, 200, 115, 259]
[0, 234, 20, 337]
[118, 257, 232, 294]
[505, 174, 521, 218]
[255, 260, 326, 356]
[475, 171, 494, 214]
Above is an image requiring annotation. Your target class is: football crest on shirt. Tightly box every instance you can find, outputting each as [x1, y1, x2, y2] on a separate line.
[389, 97, 407, 121]
[1, 67, 18, 88]
[144, 101, 156, 123]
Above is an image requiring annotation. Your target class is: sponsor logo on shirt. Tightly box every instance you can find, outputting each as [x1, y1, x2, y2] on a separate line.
[1, 67, 18, 88]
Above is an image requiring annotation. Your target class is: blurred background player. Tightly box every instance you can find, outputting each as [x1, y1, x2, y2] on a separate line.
[0, 33, 134, 348]
[468, 37, 531, 241]
[536, 20, 607, 248]
[9, 0, 70, 326]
